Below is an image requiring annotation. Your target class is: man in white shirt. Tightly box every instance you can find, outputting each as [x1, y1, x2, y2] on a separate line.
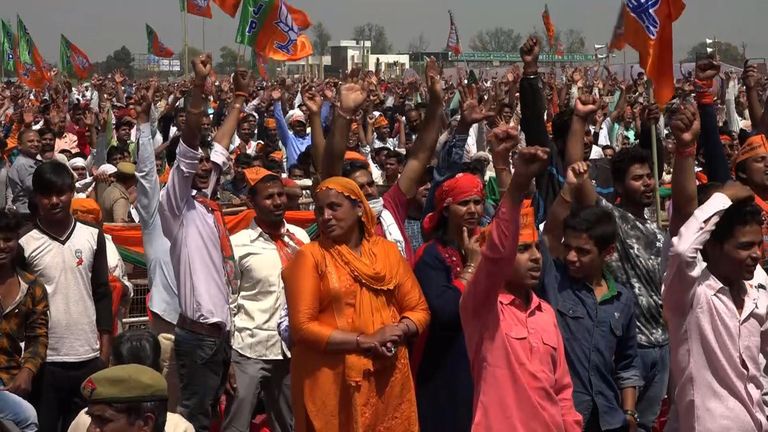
[159, 56, 248, 431]
[223, 166, 309, 432]
[21, 161, 112, 431]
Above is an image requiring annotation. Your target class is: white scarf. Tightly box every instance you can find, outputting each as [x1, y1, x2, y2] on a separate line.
[369, 197, 407, 258]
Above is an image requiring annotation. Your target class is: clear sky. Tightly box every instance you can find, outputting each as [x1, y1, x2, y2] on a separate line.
[6, 0, 768, 65]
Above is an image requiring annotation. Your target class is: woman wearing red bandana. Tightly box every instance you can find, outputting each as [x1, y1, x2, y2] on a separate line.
[413, 172, 485, 432]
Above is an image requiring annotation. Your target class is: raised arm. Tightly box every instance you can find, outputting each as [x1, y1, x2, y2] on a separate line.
[213, 68, 251, 150]
[695, 58, 731, 184]
[398, 57, 448, 198]
[569, 97, 600, 206]
[321, 70, 368, 179]
[181, 54, 212, 151]
[302, 85, 325, 174]
[134, 84, 163, 225]
[543, 161, 590, 259]
[743, 62, 764, 133]
[668, 103, 701, 237]
[519, 36, 549, 149]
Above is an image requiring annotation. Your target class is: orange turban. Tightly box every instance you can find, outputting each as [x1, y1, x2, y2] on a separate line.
[243, 166, 279, 187]
[264, 118, 277, 129]
[734, 134, 768, 165]
[344, 151, 368, 164]
[71, 198, 102, 225]
[269, 150, 284, 161]
[373, 116, 389, 128]
[422, 173, 484, 234]
[519, 199, 538, 245]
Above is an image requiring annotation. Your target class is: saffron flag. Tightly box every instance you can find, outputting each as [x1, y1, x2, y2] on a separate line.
[542, 4, 556, 49]
[213, 0, 242, 18]
[181, 0, 213, 19]
[15, 16, 49, 89]
[236, 0, 313, 61]
[445, 10, 462, 55]
[1, 19, 14, 72]
[60, 35, 92, 80]
[146, 24, 175, 58]
[612, 0, 686, 106]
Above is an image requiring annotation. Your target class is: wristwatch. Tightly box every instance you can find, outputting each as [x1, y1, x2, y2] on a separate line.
[624, 409, 639, 423]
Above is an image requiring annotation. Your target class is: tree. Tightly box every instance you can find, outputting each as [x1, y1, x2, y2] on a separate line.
[469, 27, 521, 52]
[216, 46, 239, 73]
[353, 23, 392, 54]
[313, 22, 332, 55]
[407, 33, 430, 53]
[561, 29, 585, 53]
[96, 46, 134, 77]
[684, 40, 745, 66]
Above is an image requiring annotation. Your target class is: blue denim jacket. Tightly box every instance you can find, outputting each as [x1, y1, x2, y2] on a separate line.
[538, 243, 643, 430]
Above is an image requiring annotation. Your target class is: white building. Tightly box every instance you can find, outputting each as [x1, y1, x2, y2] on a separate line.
[329, 40, 409, 77]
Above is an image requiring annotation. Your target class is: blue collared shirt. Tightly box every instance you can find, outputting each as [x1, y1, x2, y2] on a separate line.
[538, 243, 643, 430]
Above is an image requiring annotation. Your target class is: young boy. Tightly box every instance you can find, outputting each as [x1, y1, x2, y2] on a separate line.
[664, 182, 768, 432]
[460, 145, 582, 432]
[541, 161, 641, 431]
[20, 161, 112, 431]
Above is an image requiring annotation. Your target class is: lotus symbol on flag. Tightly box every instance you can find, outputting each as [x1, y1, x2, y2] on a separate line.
[192, 0, 209, 12]
[626, 0, 661, 38]
[273, 0, 299, 55]
[73, 54, 89, 69]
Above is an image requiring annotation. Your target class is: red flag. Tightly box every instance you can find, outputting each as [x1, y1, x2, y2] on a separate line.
[542, 4, 556, 49]
[213, 0, 242, 18]
[608, 3, 626, 51]
[185, 0, 213, 19]
[146, 24, 175, 58]
[445, 10, 462, 55]
[15, 36, 49, 89]
[256, 52, 268, 79]
[618, 0, 685, 106]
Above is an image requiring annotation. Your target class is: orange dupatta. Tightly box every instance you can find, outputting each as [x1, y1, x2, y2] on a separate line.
[316, 177, 403, 383]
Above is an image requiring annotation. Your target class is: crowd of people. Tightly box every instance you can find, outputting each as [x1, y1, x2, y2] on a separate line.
[1, 33, 768, 432]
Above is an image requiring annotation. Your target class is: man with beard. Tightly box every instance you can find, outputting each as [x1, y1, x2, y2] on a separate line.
[223, 166, 309, 432]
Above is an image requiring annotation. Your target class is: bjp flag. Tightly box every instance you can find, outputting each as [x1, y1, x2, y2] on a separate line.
[181, 0, 213, 19]
[213, 0, 242, 18]
[541, 4, 556, 49]
[614, 0, 686, 107]
[146, 24, 175, 58]
[60, 35, 93, 80]
[236, 0, 313, 61]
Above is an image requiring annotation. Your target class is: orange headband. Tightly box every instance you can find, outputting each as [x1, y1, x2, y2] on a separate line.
[734, 134, 768, 165]
[519, 199, 538, 245]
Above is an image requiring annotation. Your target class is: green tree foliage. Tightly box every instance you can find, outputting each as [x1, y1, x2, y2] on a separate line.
[468, 27, 521, 53]
[353, 23, 392, 54]
[684, 41, 745, 66]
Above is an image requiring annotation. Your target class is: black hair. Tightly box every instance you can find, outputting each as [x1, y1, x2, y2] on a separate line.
[234, 153, 255, 167]
[72, 152, 88, 160]
[0, 209, 24, 236]
[107, 146, 123, 163]
[115, 118, 134, 131]
[37, 126, 54, 138]
[563, 206, 618, 253]
[373, 147, 390, 158]
[0, 136, 6, 153]
[551, 107, 574, 146]
[342, 160, 370, 178]
[709, 201, 763, 246]
[112, 329, 162, 372]
[610, 146, 652, 187]
[287, 164, 303, 174]
[262, 158, 283, 174]
[111, 402, 167, 432]
[385, 150, 405, 165]
[32, 161, 75, 195]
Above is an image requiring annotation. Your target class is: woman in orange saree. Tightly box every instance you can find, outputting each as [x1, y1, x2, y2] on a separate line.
[283, 176, 430, 432]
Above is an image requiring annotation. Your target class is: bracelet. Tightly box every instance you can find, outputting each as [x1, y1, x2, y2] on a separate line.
[234, 91, 249, 99]
[675, 145, 697, 158]
[523, 74, 540, 80]
[335, 107, 355, 121]
[624, 410, 639, 422]
[464, 263, 478, 274]
[493, 165, 511, 172]
[559, 189, 573, 203]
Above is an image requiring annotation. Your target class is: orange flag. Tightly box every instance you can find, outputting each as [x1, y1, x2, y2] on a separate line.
[615, 0, 686, 106]
[236, 0, 313, 61]
[542, 4, 556, 49]
[213, 0, 242, 18]
[14, 37, 49, 89]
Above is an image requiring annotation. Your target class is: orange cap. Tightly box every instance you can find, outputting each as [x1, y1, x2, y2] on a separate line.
[734, 134, 768, 165]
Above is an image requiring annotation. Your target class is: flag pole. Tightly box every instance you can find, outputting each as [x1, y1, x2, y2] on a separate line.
[647, 79, 662, 227]
[202, 19, 206, 52]
[183, 8, 189, 76]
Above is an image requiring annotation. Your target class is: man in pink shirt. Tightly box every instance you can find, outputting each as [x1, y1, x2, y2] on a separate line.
[664, 180, 768, 432]
[460, 142, 582, 432]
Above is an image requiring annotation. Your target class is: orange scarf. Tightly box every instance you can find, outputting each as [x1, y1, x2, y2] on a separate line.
[194, 194, 238, 292]
[316, 177, 404, 383]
